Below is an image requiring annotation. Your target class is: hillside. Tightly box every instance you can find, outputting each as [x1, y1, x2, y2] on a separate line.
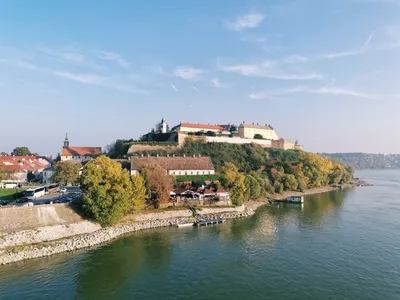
[320, 153, 400, 169]
[132, 141, 354, 196]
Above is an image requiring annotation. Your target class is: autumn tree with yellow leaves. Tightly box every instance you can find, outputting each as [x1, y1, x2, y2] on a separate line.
[80, 156, 146, 226]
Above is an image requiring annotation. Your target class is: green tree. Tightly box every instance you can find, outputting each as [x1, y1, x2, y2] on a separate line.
[141, 164, 174, 208]
[106, 139, 134, 159]
[253, 134, 264, 140]
[283, 174, 298, 191]
[222, 162, 247, 205]
[81, 156, 133, 226]
[245, 174, 261, 200]
[274, 183, 284, 194]
[12, 147, 31, 156]
[27, 171, 35, 182]
[263, 177, 275, 194]
[206, 131, 217, 137]
[131, 174, 147, 211]
[52, 161, 81, 186]
[0, 152, 8, 156]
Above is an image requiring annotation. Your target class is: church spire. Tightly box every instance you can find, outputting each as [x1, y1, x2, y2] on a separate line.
[63, 133, 70, 148]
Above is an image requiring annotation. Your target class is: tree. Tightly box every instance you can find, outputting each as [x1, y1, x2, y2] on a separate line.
[131, 174, 147, 211]
[206, 131, 217, 137]
[283, 174, 298, 191]
[254, 134, 264, 140]
[229, 125, 237, 133]
[222, 162, 247, 205]
[52, 161, 81, 186]
[12, 147, 31, 156]
[141, 164, 174, 208]
[81, 156, 133, 226]
[0, 166, 4, 182]
[54, 153, 61, 162]
[0, 152, 8, 156]
[27, 171, 35, 182]
[106, 139, 134, 159]
[245, 174, 261, 200]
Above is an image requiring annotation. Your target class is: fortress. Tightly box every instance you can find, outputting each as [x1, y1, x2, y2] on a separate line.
[129, 119, 303, 154]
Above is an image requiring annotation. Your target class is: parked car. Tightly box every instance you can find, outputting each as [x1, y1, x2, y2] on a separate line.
[16, 197, 29, 204]
[60, 188, 67, 193]
[0, 200, 8, 206]
[22, 202, 34, 207]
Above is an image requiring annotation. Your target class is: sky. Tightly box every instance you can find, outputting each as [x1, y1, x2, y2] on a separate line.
[1, 0, 400, 156]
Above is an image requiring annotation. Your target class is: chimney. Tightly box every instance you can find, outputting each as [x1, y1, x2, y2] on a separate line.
[167, 154, 169, 157]
[156, 154, 159, 157]
[257, 122, 259, 125]
[141, 154, 144, 157]
[147, 154, 150, 157]
[252, 122, 254, 125]
[198, 154, 201, 157]
[193, 154, 195, 157]
[183, 154, 186, 157]
[173, 154, 175, 157]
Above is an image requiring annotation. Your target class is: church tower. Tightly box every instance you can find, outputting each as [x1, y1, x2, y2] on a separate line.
[63, 133, 70, 149]
[161, 118, 168, 133]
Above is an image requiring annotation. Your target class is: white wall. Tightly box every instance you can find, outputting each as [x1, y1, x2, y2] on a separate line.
[61, 156, 92, 162]
[168, 169, 215, 176]
[43, 170, 54, 184]
[131, 169, 215, 176]
[204, 136, 272, 146]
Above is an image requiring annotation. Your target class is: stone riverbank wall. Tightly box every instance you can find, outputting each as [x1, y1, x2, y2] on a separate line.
[0, 202, 263, 265]
[0, 204, 87, 233]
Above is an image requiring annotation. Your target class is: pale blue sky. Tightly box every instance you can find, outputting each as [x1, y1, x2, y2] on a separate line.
[1, 0, 400, 156]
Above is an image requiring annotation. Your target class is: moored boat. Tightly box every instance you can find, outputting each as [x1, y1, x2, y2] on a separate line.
[286, 195, 304, 203]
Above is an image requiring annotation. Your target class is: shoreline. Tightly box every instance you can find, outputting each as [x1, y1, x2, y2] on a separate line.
[0, 179, 368, 265]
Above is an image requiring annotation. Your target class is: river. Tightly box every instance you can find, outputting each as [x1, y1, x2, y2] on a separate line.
[1, 170, 400, 300]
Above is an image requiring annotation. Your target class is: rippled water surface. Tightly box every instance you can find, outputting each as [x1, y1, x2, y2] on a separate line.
[1, 170, 400, 300]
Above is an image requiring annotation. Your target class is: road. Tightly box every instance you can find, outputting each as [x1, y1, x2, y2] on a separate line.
[3, 186, 82, 207]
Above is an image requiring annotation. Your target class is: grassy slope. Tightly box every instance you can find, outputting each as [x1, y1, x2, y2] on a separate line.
[0, 189, 25, 201]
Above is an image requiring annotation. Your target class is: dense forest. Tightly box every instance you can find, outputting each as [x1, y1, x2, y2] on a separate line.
[128, 141, 354, 203]
[321, 153, 400, 169]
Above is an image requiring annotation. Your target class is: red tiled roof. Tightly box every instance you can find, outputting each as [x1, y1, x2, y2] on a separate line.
[0, 155, 50, 174]
[203, 188, 215, 195]
[61, 147, 102, 157]
[216, 187, 227, 193]
[180, 123, 224, 131]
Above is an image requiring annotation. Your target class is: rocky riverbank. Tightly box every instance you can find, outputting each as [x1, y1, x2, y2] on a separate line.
[0, 180, 369, 266]
[0, 202, 261, 265]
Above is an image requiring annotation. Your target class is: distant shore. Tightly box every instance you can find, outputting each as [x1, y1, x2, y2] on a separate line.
[0, 178, 370, 265]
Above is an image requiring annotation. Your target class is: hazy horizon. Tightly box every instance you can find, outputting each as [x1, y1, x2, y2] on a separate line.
[1, 0, 400, 156]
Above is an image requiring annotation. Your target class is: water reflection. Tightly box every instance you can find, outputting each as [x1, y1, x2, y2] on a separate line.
[74, 231, 171, 299]
[229, 190, 346, 241]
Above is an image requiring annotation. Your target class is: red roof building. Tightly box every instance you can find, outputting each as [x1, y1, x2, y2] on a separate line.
[171, 122, 224, 133]
[60, 134, 101, 162]
[0, 155, 52, 182]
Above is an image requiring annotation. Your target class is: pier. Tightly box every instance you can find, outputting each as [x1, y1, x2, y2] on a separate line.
[194, 218, 225, 227]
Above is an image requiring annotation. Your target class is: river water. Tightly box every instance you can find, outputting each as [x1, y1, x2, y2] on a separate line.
[1, 170, 400, 300]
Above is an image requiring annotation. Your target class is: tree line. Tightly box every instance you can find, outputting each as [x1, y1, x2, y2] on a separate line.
[321, 152, 400, 169]
[132, 141, 354, 204]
